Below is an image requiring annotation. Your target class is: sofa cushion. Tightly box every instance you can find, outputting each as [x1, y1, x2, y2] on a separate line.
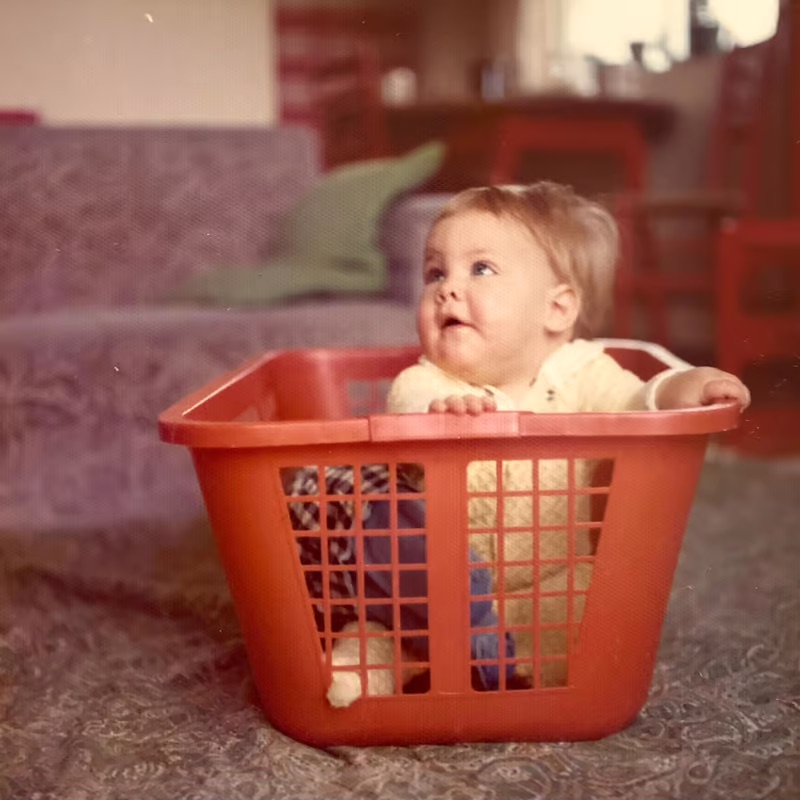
[380, 192, 453, 308]
[172, 141, 444, 307]
[0, 304, 418, 530]
[0, 126, 321, 314]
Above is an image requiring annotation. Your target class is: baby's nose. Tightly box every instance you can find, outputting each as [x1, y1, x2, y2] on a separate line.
[436, 278, 464, 301]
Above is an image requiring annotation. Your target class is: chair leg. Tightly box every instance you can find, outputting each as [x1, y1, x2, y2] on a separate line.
[714, 220, 800, 456]
[635, 212, 672, 347]
[612, 197, 635, 339]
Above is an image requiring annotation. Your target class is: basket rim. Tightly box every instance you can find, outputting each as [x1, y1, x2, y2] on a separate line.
[158, 339, 742, 448]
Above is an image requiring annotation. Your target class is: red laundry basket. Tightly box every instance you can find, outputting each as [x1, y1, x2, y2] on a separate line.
[159, 340, 741, 747]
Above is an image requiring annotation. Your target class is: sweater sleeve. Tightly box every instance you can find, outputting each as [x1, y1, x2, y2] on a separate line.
[576, 353, 678, 412]
[386, 363, 467, 414]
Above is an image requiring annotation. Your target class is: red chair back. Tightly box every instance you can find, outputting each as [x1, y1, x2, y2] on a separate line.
[0, 110, 39, 125]
[705, 40, 776, 212]
[311, 42, 388, 169]
[488, 115, 647, 194]
[715, 219, 800, 455]
[275, 6, 414, 169]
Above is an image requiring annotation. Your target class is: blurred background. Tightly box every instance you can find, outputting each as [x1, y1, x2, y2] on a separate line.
[0, 1, 785, 127]
[0, 0, 798, 530]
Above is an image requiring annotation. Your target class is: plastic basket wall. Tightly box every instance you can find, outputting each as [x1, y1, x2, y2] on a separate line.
[159, 342, 740, 746]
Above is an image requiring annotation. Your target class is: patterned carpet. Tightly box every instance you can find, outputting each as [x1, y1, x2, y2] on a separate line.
[1, 457, 798, 800]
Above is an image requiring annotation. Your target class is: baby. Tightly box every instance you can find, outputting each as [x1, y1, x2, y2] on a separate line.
[390, 181, 748, 683]
[327, 181, 749, 706]
[388, 181, 749, 416]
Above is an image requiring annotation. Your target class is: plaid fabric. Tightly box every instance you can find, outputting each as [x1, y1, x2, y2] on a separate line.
[290, 464, 390, 633]
[289, 463, 514, 689]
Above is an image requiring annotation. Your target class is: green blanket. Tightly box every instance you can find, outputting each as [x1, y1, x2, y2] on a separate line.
[174, 141, 444, 306]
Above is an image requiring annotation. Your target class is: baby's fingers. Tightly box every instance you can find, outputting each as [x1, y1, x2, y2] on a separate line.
[464, 395, 497, 415]
[481, 395, 498, 413]
[701, 377, 751, 409]
[428, 394, 497, 415]
[428, 397, 454, 413]
[429, 395, 469, 414]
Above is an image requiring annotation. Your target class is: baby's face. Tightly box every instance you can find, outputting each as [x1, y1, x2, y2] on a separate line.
[418, 209, 559, 388]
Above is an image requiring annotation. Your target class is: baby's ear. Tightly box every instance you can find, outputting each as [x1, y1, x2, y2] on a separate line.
[544, 283, 580, 334]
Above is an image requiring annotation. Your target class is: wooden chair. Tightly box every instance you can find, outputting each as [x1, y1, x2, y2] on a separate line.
[487, 115, 648, 194]
[714, 219, 800, 455]
[0, 110, 39, 125]
[277, 38, 387, 168]
[612, 37, 777, 353]
[275, 5, 412, 169]
[435, 103, 651, 200]
[310, 42, 388, 169]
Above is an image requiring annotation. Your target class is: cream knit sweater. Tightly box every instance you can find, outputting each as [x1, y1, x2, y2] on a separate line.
[386, 339, 675, 685]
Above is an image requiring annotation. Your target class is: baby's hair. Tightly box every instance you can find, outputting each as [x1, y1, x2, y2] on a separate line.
[433, 182, 619, 338]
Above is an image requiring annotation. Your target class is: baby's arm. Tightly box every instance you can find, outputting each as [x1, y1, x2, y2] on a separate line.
[654, 367, 750, 409]
[578, 354, 749, 412]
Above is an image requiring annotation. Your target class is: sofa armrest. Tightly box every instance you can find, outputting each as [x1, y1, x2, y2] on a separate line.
[0, 126, 321, 315]
[380, 193, 452, 310]
[0, 304, 418, 531]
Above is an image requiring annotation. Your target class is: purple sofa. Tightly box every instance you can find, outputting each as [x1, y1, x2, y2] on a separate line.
[0, 125, 448, 530]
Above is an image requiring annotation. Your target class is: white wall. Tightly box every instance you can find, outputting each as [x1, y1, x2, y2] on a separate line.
[0, 0, 276, 125]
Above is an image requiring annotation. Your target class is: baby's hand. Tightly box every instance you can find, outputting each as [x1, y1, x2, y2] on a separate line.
[428, 394, 498, 415]
[657, 367, 751, 410]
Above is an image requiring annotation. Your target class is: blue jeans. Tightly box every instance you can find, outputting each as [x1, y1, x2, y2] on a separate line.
[362, 495, 515, 690]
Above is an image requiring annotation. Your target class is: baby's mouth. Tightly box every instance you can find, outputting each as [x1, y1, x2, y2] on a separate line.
[441, 315, 468, 329]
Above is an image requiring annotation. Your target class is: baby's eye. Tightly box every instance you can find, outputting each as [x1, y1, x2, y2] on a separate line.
[472, 260, 496, 276]
[424, 266, 445, 284]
